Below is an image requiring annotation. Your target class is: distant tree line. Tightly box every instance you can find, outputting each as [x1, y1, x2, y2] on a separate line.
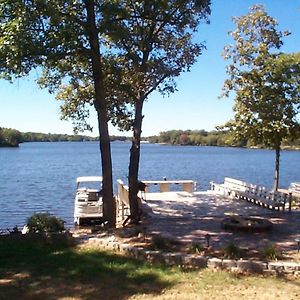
[2, 127, 299, 149]
[0, 127, 131, 147]
[147, 129, 300, 149]
[21, 132, 98, 142]
[147, 129, 241, 146]
[0, 127, 22, 147]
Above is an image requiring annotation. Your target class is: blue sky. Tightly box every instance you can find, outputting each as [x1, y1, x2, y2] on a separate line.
[1, 0, 300, 137]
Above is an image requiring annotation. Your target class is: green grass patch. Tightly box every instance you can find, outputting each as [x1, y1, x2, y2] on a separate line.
[0, 235, 300, 300]
[0, 235, 175, 299]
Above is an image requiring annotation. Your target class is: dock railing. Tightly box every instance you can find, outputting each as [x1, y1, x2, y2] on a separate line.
[211, 177, 292, 212]
[141, 180, 197, 193]
[116, 179, 197, 221]
[117, 179, 130, 221]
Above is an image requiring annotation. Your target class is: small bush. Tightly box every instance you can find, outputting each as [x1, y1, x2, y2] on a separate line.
[150, 235, 175, 251]
[222, 242, 242, 259]
[264, 244, 279, 260]
[188, 242, 204, 254]
[26, 213, 65, 234]
[151, 235, 168, 250]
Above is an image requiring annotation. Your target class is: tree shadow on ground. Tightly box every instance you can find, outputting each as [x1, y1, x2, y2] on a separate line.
[144, 192, 300, 255]
[0, 236, 173, 300]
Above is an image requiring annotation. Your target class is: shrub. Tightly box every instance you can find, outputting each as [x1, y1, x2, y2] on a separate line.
[26, 213, 65, 234]
[222, 242, 242, 259]
[150, 234, 177, 251]
[264, 244, 279, 260]
[151, 235, 168, 250]
[188, 242, 204, 254]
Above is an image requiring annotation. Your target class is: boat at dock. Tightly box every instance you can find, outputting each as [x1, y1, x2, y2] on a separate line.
[74, 176, 103, 225]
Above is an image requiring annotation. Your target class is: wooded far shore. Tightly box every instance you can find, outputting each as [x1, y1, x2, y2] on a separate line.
[1, 127, 300, 150]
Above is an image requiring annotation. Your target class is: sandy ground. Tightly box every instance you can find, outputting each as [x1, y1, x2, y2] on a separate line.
[141, 191, 300, 254]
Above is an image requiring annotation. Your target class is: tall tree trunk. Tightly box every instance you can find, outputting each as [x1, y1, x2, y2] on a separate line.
[85, 0, 115, 227]
[128, 98, 144, 223]
[273, 146, 280, 191]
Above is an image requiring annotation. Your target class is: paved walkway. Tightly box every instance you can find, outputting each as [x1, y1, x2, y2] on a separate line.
[142, 191, 300, 253]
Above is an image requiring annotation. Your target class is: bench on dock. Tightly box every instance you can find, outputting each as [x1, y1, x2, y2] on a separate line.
[210, 177, 292, 211]
[210, 177, 251, 198]
[239, 186, 292, 211]
[117, 179, 131, 220]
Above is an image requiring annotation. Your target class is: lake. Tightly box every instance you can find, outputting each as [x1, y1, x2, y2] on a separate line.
[0, 142, 299, 229]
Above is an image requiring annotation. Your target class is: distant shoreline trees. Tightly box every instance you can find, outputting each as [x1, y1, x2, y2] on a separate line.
[0, 128, 22, 147]
[1, 127, 300, 150]
[148, 129, 300, 150]
[0, 127, 130, 147]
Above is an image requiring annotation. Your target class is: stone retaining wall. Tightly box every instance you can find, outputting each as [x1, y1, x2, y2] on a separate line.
[79, 235, 300, 276]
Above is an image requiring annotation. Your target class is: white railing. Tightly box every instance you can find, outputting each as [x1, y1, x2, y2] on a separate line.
[116, 179, 197, 220]
[117, 179, 130, 220]
[141, 180, 197, 193]
[210, 177, 292, 211]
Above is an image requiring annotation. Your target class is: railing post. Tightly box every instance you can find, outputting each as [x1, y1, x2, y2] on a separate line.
[183, 182, 192, 193]
[160, 182, 170, 192]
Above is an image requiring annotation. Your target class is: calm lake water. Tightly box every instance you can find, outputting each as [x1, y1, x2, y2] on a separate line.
[0, 142, 299, 229]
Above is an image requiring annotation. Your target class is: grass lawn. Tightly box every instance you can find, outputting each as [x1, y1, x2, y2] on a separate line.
[0, 235, 299, 300]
